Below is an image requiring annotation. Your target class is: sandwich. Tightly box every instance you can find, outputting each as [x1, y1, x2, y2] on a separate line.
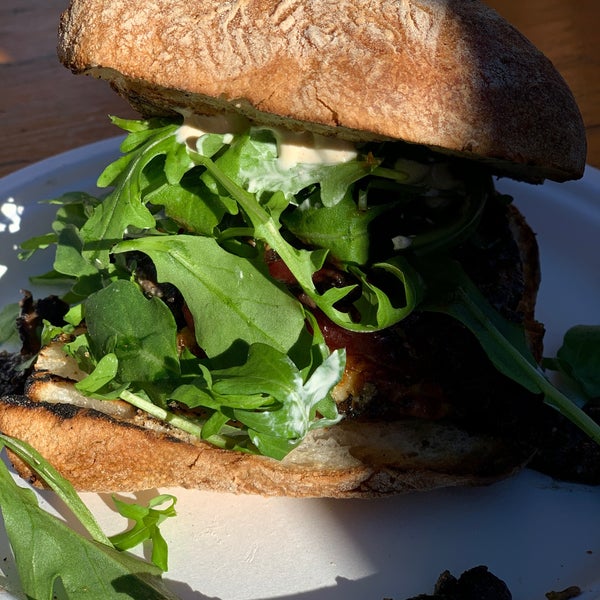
[0, 0, 591, 497]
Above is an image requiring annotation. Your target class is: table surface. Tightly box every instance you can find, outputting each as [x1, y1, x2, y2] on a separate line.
[1, 0, 599, 178]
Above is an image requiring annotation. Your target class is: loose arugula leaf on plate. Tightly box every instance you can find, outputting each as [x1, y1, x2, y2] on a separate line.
[0, 434, 110, 546]
[110, 495, 177, 573]
[0, 478, 179, 600]
[544, 325, 600, 398]
[0, 435, 181, 600]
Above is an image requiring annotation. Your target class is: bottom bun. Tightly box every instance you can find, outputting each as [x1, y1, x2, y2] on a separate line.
[0, 393, 530, 497]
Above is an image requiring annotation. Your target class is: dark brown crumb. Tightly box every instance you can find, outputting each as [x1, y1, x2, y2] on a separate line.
[403, 566, 512, 600]
[0, 351, 30, 396]
[545, 586, 582, 600]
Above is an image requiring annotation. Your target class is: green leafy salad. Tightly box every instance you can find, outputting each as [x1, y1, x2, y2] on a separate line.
[6, 113, 600, 456]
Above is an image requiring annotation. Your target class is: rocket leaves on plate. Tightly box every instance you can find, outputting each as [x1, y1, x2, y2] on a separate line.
[544, 325, 600, 399]
[0, 434, 179, 599]
[109, 495, 177, 573]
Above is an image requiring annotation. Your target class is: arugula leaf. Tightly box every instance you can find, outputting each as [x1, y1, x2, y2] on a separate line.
[419, 257, 600, 444]
[67, 326, 342, 459]
[0, 302, 20, 348]
[319, 160, 380, 208]
[112, 115, 165, 136]
[168, 344, 343, 459]
[0, 471, 174, 599]
[55, 223, 101, 279]
[110, 495, 177, 573]
[115, 235, 306, 358]
[51, 193, 101, 233]
[81, 279, 181, 383]
[18, 232, 57, 261]
[17, 193, 99, 262]
[145, 175, 230, 236]
[75, 352, 122, 396]
[347, 256, 424, 329]
[191, 152, 423, 332]
[0, 434, 110, 546]
[81, 121, 184, 270]
[212, 129, 376, 207]
[282, 192, 392, 265]
[545, 325, 600, 398]
[214, 343, 344, 452]
[0, 436, 180, 599]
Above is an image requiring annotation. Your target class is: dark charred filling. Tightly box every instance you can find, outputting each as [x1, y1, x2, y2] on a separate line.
[0, 353, 30, 397]
[17, 291, 70, 356]
[269, 193, 531, 423]
[0, 292, 71, 397]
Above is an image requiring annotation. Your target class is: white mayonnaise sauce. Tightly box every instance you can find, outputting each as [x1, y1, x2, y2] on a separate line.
[175, 112, 246, 146]
[175, 112, 358, 169]
[272, 129, 358, 169]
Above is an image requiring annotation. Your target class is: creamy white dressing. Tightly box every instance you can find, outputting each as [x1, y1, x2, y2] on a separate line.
[175, 112, 358, 169]
[272, 129, 358, 169]
[175, 112, 246, 146]
[391, 235, 413, 250]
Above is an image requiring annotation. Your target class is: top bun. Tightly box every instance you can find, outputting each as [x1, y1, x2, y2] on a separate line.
[58, 0, 586, 182]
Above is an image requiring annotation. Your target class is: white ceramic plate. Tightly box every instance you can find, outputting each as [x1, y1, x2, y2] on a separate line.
[1, 138, 599, 600]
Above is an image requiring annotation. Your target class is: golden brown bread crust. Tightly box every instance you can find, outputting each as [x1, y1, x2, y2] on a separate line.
[57, 0, 586, 182]
[0, 394, 529, 497]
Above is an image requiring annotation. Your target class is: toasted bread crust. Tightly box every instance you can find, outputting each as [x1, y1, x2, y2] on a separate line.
[57, 0, 586, 182]
[0, 394, 528, 497]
